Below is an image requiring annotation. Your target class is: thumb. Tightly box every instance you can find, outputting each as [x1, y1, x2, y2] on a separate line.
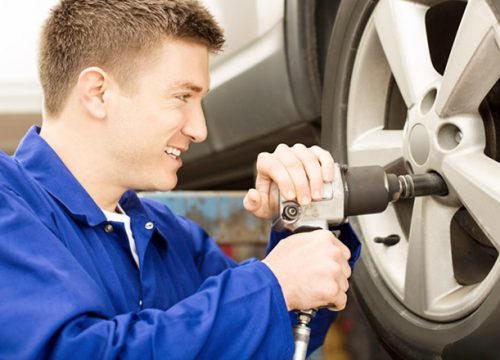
[243, 188, 261, 212]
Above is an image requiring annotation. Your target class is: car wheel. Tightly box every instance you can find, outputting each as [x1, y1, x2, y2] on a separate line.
[322, 0, 500, 358]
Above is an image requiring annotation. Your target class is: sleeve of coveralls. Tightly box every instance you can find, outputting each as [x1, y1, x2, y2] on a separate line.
[174, 215, 257, 278]
[0, 187, 295, 360]
[266, 223, 362, 356]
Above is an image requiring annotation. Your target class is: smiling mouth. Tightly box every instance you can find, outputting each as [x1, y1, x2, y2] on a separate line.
[165, 146, 182, 160]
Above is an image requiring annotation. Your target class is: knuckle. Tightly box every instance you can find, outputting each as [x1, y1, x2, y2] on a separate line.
[325, 229, 336, 238]
[336, 250, 349, 264]
[257, 152, 271, 162]
[313, 230, 333, 248]
[297, 146, 316, 159]
[336, 299, 347, 311]
[317, 147, 334, 162]
[344, 279, 350, 292]
[323, 148, 333, 158]
[319, 283, 339, 302]
[319, 286, 333, 302]
[330, 245, 341, 258]
[329, 282, 339, 297]
[340, 244, 352, 260]
[323, 231, 336, 244]
[341, 292, 348, 302]
[339, 277, 348, 292]
[316, 263, 332, 280]
[318, 235, 332, 248]
[292, 143, 307, 150]
[329, 262, 341, 277]
[275, 143, 289, 152]
[345, 266, 352, 279]
[343, 245, 352, 256]
[312, 145, 328, 155]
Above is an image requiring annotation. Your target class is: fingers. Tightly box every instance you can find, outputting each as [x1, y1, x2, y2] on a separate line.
[261, 144, 335, 205]
[335, 244, 352, 279]
[330, 233, 351, 261]
[255, 152, 295, 201]
[249, 143, 334, 221]
[325, 264, 350, 311]
[290, 144, 324, 201]
[310, 145, 335, 182]
[313, 230, 352, 277]
[327, 291, 348, 311]
[264, 228, 353, 312]
[274, 144, 312, 204]
[329, 241, 352, 280]
[339, 274, 350, 292]
[243, 188, 261, 212]
[321, 231, 351, 310]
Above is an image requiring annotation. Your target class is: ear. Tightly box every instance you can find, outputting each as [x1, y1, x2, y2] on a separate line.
[76, 67, 109, 119]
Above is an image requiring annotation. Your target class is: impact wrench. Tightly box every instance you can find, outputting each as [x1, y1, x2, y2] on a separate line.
[271, 164, 448, 360]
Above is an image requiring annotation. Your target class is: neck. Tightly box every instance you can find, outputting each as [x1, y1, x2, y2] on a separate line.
[40, 116, 125, 212]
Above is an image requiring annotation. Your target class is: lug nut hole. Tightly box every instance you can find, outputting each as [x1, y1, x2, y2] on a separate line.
[438, 124, 462, 151]
[421, 88, 437, 115]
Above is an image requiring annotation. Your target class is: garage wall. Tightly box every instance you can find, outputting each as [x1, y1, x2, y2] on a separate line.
[0, 0, 57, 153]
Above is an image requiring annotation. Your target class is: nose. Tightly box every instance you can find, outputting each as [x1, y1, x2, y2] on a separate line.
[181, 104, 208, 143]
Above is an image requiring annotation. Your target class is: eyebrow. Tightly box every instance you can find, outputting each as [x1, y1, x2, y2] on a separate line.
[170, 81, 206, 94]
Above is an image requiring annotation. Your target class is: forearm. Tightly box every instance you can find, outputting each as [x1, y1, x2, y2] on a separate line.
[46, 262, 294, 360]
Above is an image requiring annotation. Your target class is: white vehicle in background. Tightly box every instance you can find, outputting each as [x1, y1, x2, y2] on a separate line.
[193, 0, 500, 358]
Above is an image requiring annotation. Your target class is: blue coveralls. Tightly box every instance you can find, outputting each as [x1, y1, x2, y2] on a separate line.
[0, 126, 360, 359]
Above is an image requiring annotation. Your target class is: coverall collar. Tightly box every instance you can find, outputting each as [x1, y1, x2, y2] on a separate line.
[15, 125, 109, 226]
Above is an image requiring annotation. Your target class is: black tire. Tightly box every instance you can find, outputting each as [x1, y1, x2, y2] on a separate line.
[321, 0, 500, 358]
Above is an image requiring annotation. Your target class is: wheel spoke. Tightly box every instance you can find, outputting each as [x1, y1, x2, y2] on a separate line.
[442, 151, 500, 248]
[349, 129, 404, 167]
[404, 197, 459, 315]
[374, 0, 440, 108]
[435, 0, 500, 117]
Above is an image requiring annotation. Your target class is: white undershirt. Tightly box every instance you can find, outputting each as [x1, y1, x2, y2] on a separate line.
[101, 205, 140, 268]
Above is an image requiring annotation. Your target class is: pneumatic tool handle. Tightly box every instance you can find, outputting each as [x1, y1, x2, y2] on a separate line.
[291, 225, 331, 360]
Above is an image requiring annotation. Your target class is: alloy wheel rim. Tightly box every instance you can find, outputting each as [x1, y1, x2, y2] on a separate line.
[346, 0, 500, 321]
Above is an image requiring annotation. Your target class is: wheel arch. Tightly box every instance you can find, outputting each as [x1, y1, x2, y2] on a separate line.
[284, 0, 342, 123]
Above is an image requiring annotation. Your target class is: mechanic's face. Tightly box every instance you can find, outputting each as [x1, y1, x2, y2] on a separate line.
[106, 38, 209, 192]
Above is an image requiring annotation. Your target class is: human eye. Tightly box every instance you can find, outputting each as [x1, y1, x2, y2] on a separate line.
[176, 93, 192, 103]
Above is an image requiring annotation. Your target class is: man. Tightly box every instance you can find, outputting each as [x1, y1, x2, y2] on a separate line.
[0, 0, 360, 358]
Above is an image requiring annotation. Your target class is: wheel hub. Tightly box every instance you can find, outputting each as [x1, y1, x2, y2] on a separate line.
[403, 85, 486, 209]
[402, 87, 441, 175]
[408, 123, 430, 165]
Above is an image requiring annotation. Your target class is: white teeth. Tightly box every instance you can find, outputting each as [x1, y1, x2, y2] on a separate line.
[165, 146, 181, 157]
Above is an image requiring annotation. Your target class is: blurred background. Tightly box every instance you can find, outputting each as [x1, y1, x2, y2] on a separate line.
[0, 1, 58, 154]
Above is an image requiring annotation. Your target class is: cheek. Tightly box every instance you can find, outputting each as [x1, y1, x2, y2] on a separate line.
[106, 124, 151, 164]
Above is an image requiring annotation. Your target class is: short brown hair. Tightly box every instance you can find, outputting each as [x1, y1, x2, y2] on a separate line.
[39, 0, 225, 116]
